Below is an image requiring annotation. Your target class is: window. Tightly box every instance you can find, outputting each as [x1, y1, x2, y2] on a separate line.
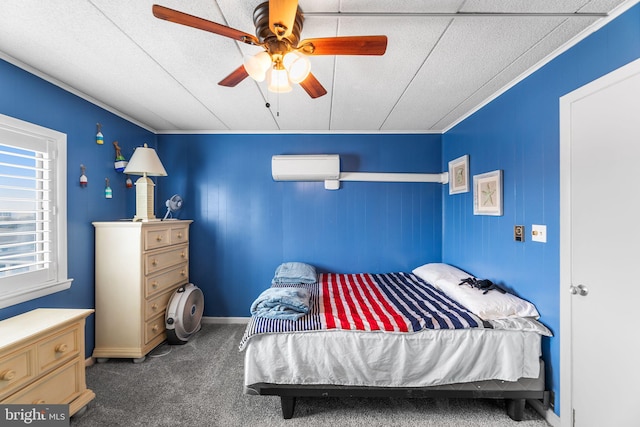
[0, 113, 71, 308]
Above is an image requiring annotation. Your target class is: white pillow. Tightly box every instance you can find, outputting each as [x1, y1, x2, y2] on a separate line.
[412, 263, 540, 321]
[412, 263, 471, 289]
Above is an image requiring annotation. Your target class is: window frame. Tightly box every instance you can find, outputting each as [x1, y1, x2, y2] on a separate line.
[0, 113, 71, 309]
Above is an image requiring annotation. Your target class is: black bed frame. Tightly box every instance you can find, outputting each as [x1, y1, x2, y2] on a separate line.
[247, 383, 550, 421]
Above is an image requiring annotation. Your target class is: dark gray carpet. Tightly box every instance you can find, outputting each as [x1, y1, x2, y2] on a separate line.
[71, 324, 550, 427]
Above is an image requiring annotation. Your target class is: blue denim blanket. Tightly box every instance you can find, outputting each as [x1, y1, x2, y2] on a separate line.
[271, 262, 317, 285]
[250, 286, 311, 321]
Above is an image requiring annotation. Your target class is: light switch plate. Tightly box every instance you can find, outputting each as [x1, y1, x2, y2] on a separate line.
[532, 224, 547, 243]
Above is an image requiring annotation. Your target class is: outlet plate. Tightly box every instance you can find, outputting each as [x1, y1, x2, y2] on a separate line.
[532, 224, 547, 242]
[514, 225, 525, 242]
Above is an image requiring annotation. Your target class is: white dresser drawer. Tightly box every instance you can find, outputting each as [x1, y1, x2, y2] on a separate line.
[144, 263, 188, 298]
[144, 245, 188, 276]
[170, 225, 189, 245]
[144, 227, 171, 251]
[37, 325, 79, 374]
[0, 346, 35, 400]
[144, 317, 165, 345]
[4, 358, 82, 405]
[144, 289, 175, 321]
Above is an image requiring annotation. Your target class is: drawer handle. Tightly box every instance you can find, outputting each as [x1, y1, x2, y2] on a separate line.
[152, 259, 158, 266]
[33, 399, 46, 404]
[177, 232, 183, 239]
[151, 281, 159, 289]
[156, 235, 163, 242]
[55, 344, 68, 353]
[181, 270, 186, 277]
[151, 303, 158, 311]
[152, 324, 159, 333]
[181, 251, 186, 258]
[0, 369, 16, 381]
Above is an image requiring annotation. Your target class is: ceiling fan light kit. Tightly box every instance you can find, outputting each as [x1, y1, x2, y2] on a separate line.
[243, 51, 271, 82]
[152, 0, 387, 99]
[282, 51, 311, 84]
[267, 67, 292, 93]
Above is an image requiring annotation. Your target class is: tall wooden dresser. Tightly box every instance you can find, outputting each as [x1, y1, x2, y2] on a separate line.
[0, 309, 95, 416]
[92, 220, 192, 361]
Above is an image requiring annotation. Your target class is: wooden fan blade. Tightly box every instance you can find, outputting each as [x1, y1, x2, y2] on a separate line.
[152, 4, 259, 45]
[269, 0, 298, 40]
[218, 65, 249, 87]
[299, 73, 327, 98]
[298, 36, 388, 56]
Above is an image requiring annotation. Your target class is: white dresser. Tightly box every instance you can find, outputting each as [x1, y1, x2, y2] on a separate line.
[92, 220, 192, 361]
[0, 308, 95, 416]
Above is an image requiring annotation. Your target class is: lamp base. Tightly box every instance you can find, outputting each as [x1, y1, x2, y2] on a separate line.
[133, 175, 157, 221]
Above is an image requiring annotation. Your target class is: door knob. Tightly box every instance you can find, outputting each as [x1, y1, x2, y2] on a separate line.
[570, 284, 589, 296]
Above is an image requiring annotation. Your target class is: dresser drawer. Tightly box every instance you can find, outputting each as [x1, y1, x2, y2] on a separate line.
[144, 317, 165, 345]
[144, 290, 174, 321]
[144, 227, 171, 251]
[0, 346, 35, 400]
[4, 358, 82, 405]
[144, 263, 188, 298]
[170, 225, 189, 245]
[37, 325, 79, 374]
[144, 245, 188, 276]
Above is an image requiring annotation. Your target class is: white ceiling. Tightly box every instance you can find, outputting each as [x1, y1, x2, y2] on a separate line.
[0, 0, 634, 133]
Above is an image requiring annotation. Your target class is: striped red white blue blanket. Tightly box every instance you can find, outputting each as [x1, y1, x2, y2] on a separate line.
[239, 272, 484, 350]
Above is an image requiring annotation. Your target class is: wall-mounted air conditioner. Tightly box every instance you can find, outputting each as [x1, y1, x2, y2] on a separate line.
[272, 154, 340, 181]
[271, 153, 448, 191]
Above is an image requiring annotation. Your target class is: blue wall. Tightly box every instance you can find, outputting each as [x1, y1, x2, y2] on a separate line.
[1, 2, 639, 417]
[442, 4, 640, 415]
[157, 133, 443, 317]
[0, 59, 156, 354]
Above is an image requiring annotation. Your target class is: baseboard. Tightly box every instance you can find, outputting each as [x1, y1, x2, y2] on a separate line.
[202, 316, 250, 324]
[85, 356, 95, 367]
[529, 399, 560, 427]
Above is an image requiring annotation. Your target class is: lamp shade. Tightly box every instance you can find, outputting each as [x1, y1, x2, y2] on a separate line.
[123, 143, 167, 177]
[123, 143, 167, 222]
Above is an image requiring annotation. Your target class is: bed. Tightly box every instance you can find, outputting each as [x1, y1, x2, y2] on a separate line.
[240, 263, 552, 421]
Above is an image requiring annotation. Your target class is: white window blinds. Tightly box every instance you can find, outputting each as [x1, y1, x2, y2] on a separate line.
[0, 139, 55, 281]
[0, 114, 71, 308]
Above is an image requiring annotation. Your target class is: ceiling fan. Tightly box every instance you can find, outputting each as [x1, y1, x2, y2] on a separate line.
[152, 1, 388, 98]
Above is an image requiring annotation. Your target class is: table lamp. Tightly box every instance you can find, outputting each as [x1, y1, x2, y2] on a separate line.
[123, 143, 167, 221]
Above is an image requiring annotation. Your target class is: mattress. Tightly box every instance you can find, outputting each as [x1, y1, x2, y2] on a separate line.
[243, 327, 542, 389]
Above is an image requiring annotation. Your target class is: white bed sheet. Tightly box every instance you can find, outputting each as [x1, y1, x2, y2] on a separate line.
[244, 328, 541, 388]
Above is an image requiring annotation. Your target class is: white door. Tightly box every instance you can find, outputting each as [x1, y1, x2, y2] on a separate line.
[560, 59, 640, 427]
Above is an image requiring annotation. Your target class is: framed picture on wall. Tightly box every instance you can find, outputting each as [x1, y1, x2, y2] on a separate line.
[448, 155, 469, 194]
[473, 170, 503, 216]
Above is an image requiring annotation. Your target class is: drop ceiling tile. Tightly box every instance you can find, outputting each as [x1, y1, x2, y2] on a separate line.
[337, 0, 466, 13]
[460, 0, 591, 13]
[381, 15, 574, 130]
[329, 16, 453, 130]
[0, 0, 633, 132]
[433, 17, 601, 130]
